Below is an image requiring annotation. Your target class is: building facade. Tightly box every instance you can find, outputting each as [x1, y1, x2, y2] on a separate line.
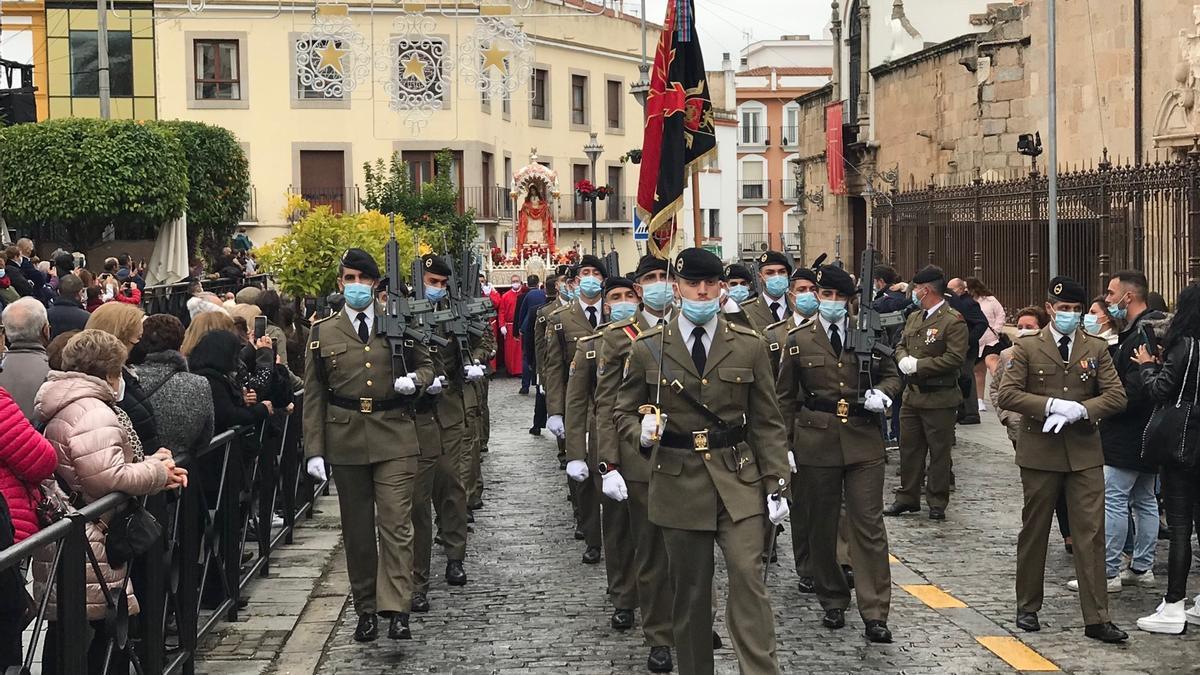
[0, 0, 47, 119]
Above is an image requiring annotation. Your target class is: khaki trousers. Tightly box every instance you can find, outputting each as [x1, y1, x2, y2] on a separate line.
[602, 489, 638, 609]
[332, 456, 418, 616]
[1017, 466, 1109, 625]
[626, 479, 672, 646]
[413, 421, 470, 595]
[662, 511, 780, 675]
[788, 480, 850, 576]
[896, 406, 957, 509]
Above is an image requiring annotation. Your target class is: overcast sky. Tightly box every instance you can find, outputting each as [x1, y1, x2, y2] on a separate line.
[638, 0, 832, 67]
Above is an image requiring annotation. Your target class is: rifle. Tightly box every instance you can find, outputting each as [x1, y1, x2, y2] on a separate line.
[381, 213, 440, 380]
[842, 243, 905, 403]
[409, 233, 449, 349]
[434, 240, 495, 365]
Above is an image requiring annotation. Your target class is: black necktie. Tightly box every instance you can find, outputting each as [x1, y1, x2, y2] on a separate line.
[357, 312, 370, 344]
[830, 323, 842, 356]
[587, 306, 598, 329]
[690, 326, 707, 374]
[770, 301, 781, 321]
[1058, 335, 1070, 362]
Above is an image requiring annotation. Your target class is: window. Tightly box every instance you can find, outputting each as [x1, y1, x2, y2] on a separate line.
[502, 90, 511, 116]
[571, 74, 588, 126]
[740, 108, 763, 145]
[606, 166, 623, 220]
[782, 105, 800, 146]
[706, 209, 720, 239]
[69, 30, 133, 97]
[195, 39, 241, 100]
[572, 164, 589, 221]
[481, 68, 491, 110]
[740, 160, 766, 200]
[394, 38, 447, 104]
[606, 79, 622, 130]
[296, 38, 344, 100]
[531, 68, 548, 121]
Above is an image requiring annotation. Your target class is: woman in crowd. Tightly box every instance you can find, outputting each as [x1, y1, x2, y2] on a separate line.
[181, 311, 236, 357]
[130, 314, 215, 464]
[3, 246, 34, 298]
[967, 277, 1006, 412]
[1133, 282, 1200, 634]
[86, 302, 160, 452]
[33, 329, 186, 674]
[1085, 296, 1122, 348]
[188, 328, 274, 434]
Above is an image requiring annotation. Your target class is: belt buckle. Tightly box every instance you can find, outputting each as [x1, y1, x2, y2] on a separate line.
[360, 397, 373, 414]
[693, 430, 709, 452]
[835, 398, 849, 424]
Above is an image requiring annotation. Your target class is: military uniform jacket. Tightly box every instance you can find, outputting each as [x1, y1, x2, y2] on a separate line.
[894, 302, 969, 409]
[594, 314, 657, 483]
[533, 299, 564, 383]
[740, 294, 789, 332]
[302, 305, 435, 465]
[995, 327, 1127, 472]
[433, 307, 493, 430]
[776, 317, 903, 467]
[722, 302, 757, 332]
[564, 327, 606, 464]
[614, 317, 790, 531]
[764, 317, 809, 374]
[545, 300, 602, 416]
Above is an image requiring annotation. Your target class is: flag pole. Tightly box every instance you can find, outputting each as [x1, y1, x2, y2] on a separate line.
[691, 168, 702, 248]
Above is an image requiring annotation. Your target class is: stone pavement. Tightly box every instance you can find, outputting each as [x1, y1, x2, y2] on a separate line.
[273, 378, 1199, 674]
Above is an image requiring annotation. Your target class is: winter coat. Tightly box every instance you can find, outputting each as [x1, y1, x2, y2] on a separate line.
[190, 331, 270, 433]
[0, 340, 50, 421]
[120, 367, 161, 453]
[1139, 331, 1200, 435]
[0, 386, 57, 542]
[136, 351, 215, 465]
[32, 371, 169, 620]
[4, 260, 34, 297]
[46, 295, 92, 338]
[1101, 309, 1168, 472]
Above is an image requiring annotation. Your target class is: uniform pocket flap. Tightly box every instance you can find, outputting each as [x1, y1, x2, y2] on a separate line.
[1029, 361, 1060, 376]
[799, 355, 825, 368]
[326, 406, 351, 424]
[645, 370, 664, 385]
[718, 367, 755, 384]
[796, 407, 829, 429]
[320, 343, 348, 358]
[652, 451, 684, 476]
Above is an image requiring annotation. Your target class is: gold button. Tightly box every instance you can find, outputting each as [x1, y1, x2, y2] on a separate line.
[365, 362, 372, 368]
[704, 452, 712, 460]
[702, 378, 709, 385]
[364, 346, 371, 352]
[1063, 387, 1069, 392]
[807, 362, 813, 366]
[839, 382, 845, 387]
[367, 379, 373, 386]
[656, 464, 661, 470]
[838, 362, 843, 368]
[1038, 370, 1044, 375]
[735, 377, 742, 382]
[662, 379, 668, 385]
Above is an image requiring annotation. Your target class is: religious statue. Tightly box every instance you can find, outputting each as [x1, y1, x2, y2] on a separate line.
[517, 183, 555, 251]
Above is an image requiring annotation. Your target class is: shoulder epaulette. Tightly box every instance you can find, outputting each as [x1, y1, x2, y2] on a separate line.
[787, 321, 811, 335]
[579, 332, 603, 343]
[766, 319, 788, 332]
[728, 323, 761, 338]
[312, 313, 337, 325]
[622, 323, 641, 341]
[739, 297, 758, 309]
[635, 324, 665, 341]
[946, 306, 963, 319]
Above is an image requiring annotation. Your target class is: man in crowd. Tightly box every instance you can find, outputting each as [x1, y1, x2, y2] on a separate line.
[721, 263, 757, 330]
[522, 272, 554, 434]
[0, 297, 50, 420]
[46, 274, 90, 338]
[947, 277, 988, 425]
[740, 250, 792, 330]
[498, 273, 525, 377]
[515, 274, 542, 394]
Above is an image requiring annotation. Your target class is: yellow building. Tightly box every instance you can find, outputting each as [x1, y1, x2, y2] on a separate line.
[150, 0, 659, 263]
[0, 0, 48, 119]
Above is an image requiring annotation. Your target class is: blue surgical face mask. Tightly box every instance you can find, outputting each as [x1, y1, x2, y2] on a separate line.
[609, 301, 638, 323]
[343, 282, 374, 310]
[764, 275, 789, 299]
[1107, 298, 1128, 320]
[641, 281, 673, 311]
[728, 285, 751, 303]
[818, 299, 848, 323]
[793, 291, 819, 317]
[1053, 310, 1081, 335]
[578, 275, 603, 298]
[425, 285, 447, 302]
[1082, 314, 1103, 334]
[561, 284, 577, 301]
[911, 287, 923, 309]
[681, 297, 720, 324]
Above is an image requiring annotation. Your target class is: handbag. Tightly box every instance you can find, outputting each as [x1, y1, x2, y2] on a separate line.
[105, 497, 163, 568]
[1142, 337, 1200, 467]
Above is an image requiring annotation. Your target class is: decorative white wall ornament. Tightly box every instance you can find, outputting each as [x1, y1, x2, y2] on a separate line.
[457, 16, 533, 100]
[379, 11, 452, 131]
[294, 4, 371, 98]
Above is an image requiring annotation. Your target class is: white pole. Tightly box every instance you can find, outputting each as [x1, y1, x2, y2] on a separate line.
[1047, 0, 1058, 278]
[97, 0, 110, 118]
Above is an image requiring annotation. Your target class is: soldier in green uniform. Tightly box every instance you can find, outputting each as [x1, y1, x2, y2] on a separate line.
[995, 276, 1129, 643]
[546, 255, 608, 563]
[884, 265, 968, 521]
[594, 254, 674, 672]
[536, 266, 573, 468]
[721, 263, 757, 331]
[615, 248, 790, 675]
[303, 249, 435, 642]
[464, 316, 494, 513]
[776, 265, 901, 643]
[739, 250, 792, 330]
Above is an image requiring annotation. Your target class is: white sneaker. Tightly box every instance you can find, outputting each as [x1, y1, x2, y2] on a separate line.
[1066, 576, 1122, 593]
[978, 399, 987, 412]
[1186, 595, 1200, 626]
[1120, 568, 1156, 587]
[1137, 599, 1187, 634]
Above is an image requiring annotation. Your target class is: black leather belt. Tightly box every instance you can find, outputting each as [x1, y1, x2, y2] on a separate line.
[804, 398, 870, 418]
[912, 383, 956, 393]
[328, 393, 408, 414]
[660, 426, 747, 452]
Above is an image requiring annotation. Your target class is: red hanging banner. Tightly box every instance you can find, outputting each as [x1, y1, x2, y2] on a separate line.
[826, 102, 845, 195]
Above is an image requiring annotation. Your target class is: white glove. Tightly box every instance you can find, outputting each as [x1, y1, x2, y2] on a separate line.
[602, 471, 628, 501]
[306, 457, 327, 482]
[898, 356, 919, 375]
[394, 376, 417, 395]
[1042, 413, 1069, 434]
[566, 459, 589, 482]
[547, 414, 566, 439]
[864, 388, 893, 413]
[500, 325, 508, 337]
[767, 494, 790, 525]
[465, 364, 486, 381]
[426, 375, 445, 395]
[1048, 398, 1087, 423]
[640, 413, 661, 447]
[538, 384, 545, 395]
[787, 451, 797, 474]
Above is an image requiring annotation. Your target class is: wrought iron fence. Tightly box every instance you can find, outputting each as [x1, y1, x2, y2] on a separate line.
[140, 274, 272, 323]
[872, 152, 1200, 313]
[0, 391, 323, 675]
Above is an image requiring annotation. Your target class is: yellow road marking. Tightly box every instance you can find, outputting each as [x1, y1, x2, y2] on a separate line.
[900, 584, 967, 609]
[976, 636, 1060, 672]
[888, 554, 899, 564]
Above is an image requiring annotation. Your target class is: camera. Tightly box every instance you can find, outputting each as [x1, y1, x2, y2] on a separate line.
[1017, 132, 1043, 158]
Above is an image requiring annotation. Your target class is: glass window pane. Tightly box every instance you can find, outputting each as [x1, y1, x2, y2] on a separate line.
[69, 31, 98, 96]
[221, 42, 238, 79]
[108, 32, 133, 97]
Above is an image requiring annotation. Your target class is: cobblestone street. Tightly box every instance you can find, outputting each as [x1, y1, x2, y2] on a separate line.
[304, 377, 1198, 674]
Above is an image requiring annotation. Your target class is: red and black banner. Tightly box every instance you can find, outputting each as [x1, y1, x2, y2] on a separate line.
[636, 0, 716, 257]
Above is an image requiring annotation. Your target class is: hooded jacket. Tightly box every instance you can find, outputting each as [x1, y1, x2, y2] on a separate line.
[189, 330, 270, 432]
[0, 386, 57, 542]
[32, 371, 170, 620]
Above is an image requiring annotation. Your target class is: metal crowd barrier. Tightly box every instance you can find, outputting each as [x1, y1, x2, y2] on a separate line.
[140, 274, 273, 321]
[0, 389, 324, 675]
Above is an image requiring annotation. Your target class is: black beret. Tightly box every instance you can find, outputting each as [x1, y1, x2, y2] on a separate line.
[756, 250, 793, 273]
[912, 265, 945, 285]
[579, 254, 608, 278]
[1048, 276, 1087, 305]
[673, 248, 723, 281]
[815, 265, 855, 296]
[563, 265, 579, 280]
[555, 264, 571, 277]
[790, 267, 818, 283]
[604, 276, 636, 294]
[723, 263, 753, 283]
[421, 254, 452, 277]
[341, 248, 381, 279]
[633, 254, 669, 281]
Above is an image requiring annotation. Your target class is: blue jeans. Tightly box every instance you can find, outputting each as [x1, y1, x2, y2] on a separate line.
[1103, 465, 1159, 578]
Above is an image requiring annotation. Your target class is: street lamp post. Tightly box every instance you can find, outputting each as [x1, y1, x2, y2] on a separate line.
[584, 132, 604, 254]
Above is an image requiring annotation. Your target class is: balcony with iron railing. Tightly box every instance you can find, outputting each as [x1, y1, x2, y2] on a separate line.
[780, 179, 802, 204]
[738, 179, 771, 203]
[738, 232, 774, 253]
[291, 185, 361, 214]
[460, 186, 514, 221]
[738, 125, 769, 148]
[780, 126, 800, 148]
[240, 185, 258, 223]
[556, 195, 637, 224]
